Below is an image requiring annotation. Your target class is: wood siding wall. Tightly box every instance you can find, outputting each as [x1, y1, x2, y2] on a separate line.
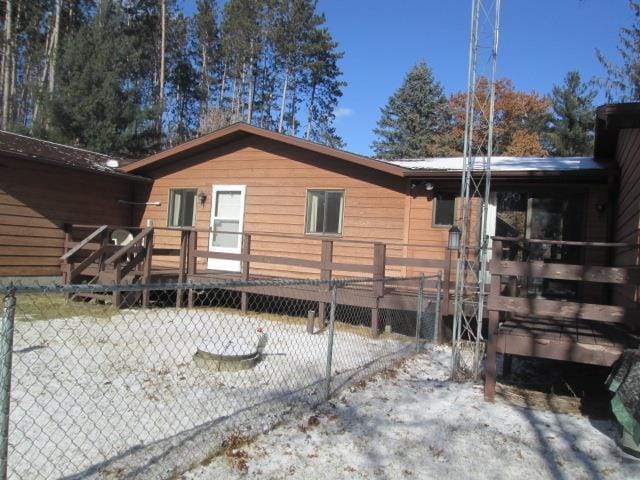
[0, 158, 133, 276]
[134, 137, 410, 278]
[613, 128, 640, 307]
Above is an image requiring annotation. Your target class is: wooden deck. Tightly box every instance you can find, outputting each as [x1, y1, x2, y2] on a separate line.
[484, 237, 640, 401]
[60, 225, 451, 338]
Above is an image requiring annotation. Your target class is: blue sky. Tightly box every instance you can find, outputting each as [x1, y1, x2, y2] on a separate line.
[318, 0, 631, 155]
[183, 1, 633, 155]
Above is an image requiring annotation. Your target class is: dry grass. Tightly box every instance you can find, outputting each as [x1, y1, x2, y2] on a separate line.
[14, 293, 118, 322]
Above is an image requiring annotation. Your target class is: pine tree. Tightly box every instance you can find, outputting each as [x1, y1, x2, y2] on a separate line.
[545, 71, 596, 156]
[45, 0, 154, 156]
[371, 61, 450, 159]
[597, 1, 640, 102]
[166, 12, 200, 145]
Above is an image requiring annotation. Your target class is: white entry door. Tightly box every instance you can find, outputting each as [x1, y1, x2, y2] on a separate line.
[208, 185, 246, 272]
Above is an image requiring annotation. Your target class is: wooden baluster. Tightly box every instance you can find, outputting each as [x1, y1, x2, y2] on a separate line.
[188, 230, 197, 308]
[142, 230, 153, 308]
[113, 265, 122, 308]
[318, 240, 333, 324]
[240, 234, 251, 313]
[176, 230, 188, 308]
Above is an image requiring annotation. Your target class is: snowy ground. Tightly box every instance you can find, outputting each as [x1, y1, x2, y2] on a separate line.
[9, 306, 412, 479]
[182, 346, 640, 480]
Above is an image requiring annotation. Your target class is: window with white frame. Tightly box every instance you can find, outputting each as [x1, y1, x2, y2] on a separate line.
[168, 188, 197, 227]
[305, 189, 344, 235]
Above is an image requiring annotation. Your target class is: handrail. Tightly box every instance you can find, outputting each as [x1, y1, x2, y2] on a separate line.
[105, 227, 154, 265]
[154, 226, 449, 249]
[60, 225, 108, 261]
[492, 236, 636, 248]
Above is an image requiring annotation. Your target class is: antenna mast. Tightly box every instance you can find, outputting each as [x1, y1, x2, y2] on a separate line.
[451, 0, 502, 380]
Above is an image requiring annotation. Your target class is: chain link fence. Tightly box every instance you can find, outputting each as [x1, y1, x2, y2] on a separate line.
[0, 275, 440, 479]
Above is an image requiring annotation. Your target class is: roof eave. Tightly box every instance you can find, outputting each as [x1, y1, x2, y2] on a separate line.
[1, 151, 151, 183]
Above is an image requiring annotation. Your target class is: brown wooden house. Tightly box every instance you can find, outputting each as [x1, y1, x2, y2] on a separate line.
[0, 131, 146, 278]
[2, 104, 639, 394]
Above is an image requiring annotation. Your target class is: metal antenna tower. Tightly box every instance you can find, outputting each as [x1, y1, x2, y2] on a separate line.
[451, 0, 501, 380]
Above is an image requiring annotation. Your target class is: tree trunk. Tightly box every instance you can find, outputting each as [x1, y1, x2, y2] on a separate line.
[219, 60, 227, 107]
[48, 0, 62, 94]
[278, 66, 289, 133]
[305, 82, 317, 140]
[158, 0, 166, 136]
[2, 0, 13, 129]
[201, 44, 209, 109]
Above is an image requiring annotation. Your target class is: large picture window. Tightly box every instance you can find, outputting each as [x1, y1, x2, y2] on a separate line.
[433, 192, 456, 227]
[168, 188, 197, 227]
[305, 189, 344, 235]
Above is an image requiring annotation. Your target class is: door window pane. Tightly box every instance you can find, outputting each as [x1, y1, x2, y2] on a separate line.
[212, 219, 240, 248]
[215, 191, 242, 218]
[305, 190, 344, 235]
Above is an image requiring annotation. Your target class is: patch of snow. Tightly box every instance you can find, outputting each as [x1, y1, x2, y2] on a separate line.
[10, 308, 410, 479]
[182, 346, 639, 480]
[387, 156, 605, 172]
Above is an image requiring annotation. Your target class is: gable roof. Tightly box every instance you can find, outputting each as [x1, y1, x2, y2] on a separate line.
[0, 130, 146, 181]
[120, 122, 407, 177]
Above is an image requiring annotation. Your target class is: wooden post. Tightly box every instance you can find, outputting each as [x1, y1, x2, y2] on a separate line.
[141, 230, 153, 308]
[306, 310, 315, 334]
[484, 310, 499, 402]
[113, 265, 122, 309]
[177, 230, 188, 308]
[371, 242, 386, 336]
[240, 234, 251, 312]
[318, 240, 333, 323]
[442, 248, 452, 318]
[484, 240, 502, 402]
[188, 230, 197, 308]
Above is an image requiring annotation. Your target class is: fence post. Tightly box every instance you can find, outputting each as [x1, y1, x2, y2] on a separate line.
[434, 272, 442, 344]
[0, 290, 16, 480]
[415, 274, 425, 353]
[324, 283, 338, 401]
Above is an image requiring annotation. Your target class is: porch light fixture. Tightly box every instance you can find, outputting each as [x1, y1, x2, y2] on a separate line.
[425, 182, 434, 192]
[448, 225, 461, 251]
[197, 190, 207, 206]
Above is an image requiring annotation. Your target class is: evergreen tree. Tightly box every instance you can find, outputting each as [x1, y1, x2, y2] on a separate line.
[597, 1, 640, 102]
[371, 61, 450, 159]
[44, 0, 153, 156]
[166, 12, 200, 145]
[545, 71, 596, 156]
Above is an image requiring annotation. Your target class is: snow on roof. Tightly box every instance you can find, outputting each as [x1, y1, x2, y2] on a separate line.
[0, 129, 125, 173]
[385, 156, 605, 172]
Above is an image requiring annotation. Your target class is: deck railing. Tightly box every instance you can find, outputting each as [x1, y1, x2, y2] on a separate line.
[60, 225, 456, 339]
[485, 236, 640, 400]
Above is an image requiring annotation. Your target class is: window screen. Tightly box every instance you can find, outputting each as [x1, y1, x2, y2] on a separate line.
[168, 189, 197, 227]
[305, 190, 344, 235]
[433, 192, 455, 227]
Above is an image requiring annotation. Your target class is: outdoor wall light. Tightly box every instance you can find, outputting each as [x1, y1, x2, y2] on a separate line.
[197, 191, 207, 206]
[448, 225, 461, 251]
[425, 182, 434, 191]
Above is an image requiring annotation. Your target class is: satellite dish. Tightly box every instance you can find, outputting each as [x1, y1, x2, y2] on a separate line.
[111, 229, 134, 246]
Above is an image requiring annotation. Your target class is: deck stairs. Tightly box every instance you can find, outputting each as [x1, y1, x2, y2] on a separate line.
[60, 225, 154, 306]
